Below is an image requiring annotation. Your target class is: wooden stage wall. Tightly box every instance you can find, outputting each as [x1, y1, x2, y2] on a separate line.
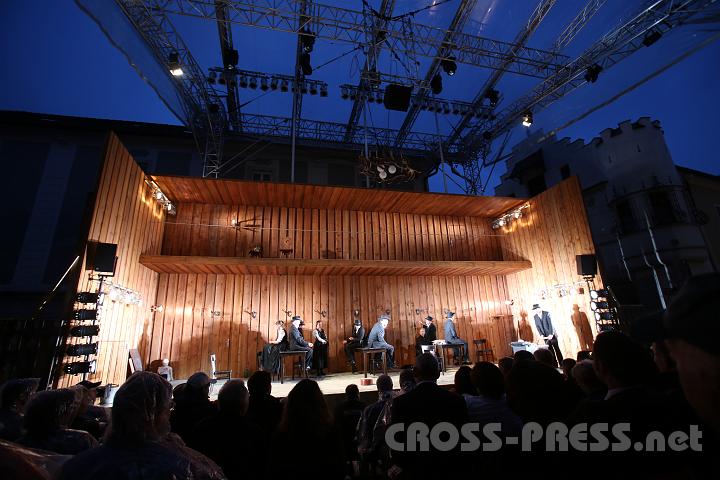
[501, 177, 599, 358]
[59, 133, 165, 387]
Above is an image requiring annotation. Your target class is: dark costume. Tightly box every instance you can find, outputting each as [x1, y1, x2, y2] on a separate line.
[533, 308, 563, 366]
[313, 327, 329, 375]
[345, 321, 365, 372]
[261, 326, 288, 373]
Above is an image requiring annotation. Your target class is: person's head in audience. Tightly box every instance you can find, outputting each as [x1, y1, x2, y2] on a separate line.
[663, 273, 720, 432]
[571, 360, 605, 396]
[248, 370, 272, 397]
[75, 380, 101, 405]
[577, 350, 592, 361]
[513, 350, 535, 363]
[652, 340, 676, 373]
[279, 379, 332, 436]
[107, 372, 172, 447]
[561, 358, 576, 379]
[217, 379, 248, 417]
[345, 384, 360, 401]
[23, 389, 77, 437]
[471, 362, 505, 399]
[185, 372, 212, 402]
[498, 357, 514, 377]
[534, 348, 557, 368]
[376, 374, 394, 398]
[414, 352, 440, 382]
[506, 361, 567, 426]
[71, 385, 92, 416]
[0, 378, 39, 414]
[454, 365, 477, 396]
[592, 330, 656, 390]
[399, 369, 416, 393]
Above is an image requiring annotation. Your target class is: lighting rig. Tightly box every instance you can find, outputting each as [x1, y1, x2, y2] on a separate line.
[146, 179, 176, 215]
[492, 204, 529, 230]
[589, 288, 620, 331]
[209, 68, 328, 97]
[359, 149, 420, 184]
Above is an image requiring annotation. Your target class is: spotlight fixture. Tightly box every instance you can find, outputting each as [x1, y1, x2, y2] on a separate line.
[590, 301, 609, 310]
[387, 164, 397, 174]
[594, 311, 615, 321]
[70, 325, 100, 337]
[280, 79, 289, 92]
[300, 53, 313, 76]
[248, 76, 258, 89]
[485, 88, 500, 106]
[270, 77, 279, 90]
[239, 75, 248, 88]
[584, 64, 603, 83]
[223, 48, 239, 70]
[309, 83, 318, 95]
[300, 27, 316, 53]
[441, 56, 457, 76]
[76, 292, 100, 304]
[642, 30, 662, 47]
[590, 289, 609, 299]
[260, 77, 269, 91]
[320, 84, 328, 97]
[73, 309, 97, 321]
[491, 204, 529, 229]
[379, 169, 388, 180]
[66, 343, 98, 356]
[341, 86, 349, 99]
[64, 360, 97, 375]
[521, 111, 533, 127]
[430, 73, 443, 95]
[150, 305, 165, 313]
[168, 52, 183, 76]
[207, 71, 217, 85]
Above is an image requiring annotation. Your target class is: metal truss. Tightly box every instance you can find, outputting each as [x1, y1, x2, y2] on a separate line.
[215, 0, 243, 132]
[148, 0, 569, 76]
[456, 0, 720, 162]
[115, 0, 227, 178]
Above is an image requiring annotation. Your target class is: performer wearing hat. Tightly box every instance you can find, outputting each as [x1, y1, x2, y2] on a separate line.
[289, 315, 313, 370]
[532, 303, 563, 366]
[444, 311, 470, 364]
[343, 318, 365, 373]
[423, 316, 437, 342]
[368, 315, 395, 368]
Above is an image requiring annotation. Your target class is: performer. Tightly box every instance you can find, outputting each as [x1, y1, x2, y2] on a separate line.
[343, 318, 365, 373]
[444, 311, 470, 364]
[261, 320, 288, 373]
[532, 303, 563, 366]
[415, 326, 431, 357]
[288, 315, 313, 370]
[423, 316, 437, 342]
[312, 320, 329, 377]
[368, 315, 394, 368]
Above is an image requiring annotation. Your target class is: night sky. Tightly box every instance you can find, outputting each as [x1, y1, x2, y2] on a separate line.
[1, 0, 718, 194]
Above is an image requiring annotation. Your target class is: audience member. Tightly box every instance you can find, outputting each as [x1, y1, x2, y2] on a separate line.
[269, 379, 344, 479]
[533, 347, 558, 368]
[497, 356, 514, 377]
[70, 384, 105, 440]
[18, 388, 97, 455]
[0, 378, 38, 441]
[170, 372, 218, 446]
[333, 384, 365, 474]
[570, 360, 606, 401]
[58, 371, 224, 480]
[357, 374, 394, 465]
[505, 360, 568, 427]
[576, 350, 592, 361]
[245, 370, 283, 434]
[453, 365, 477, 396]
[561, 358, 576, 379]
[467, 362, 522, 437]
[398, 368, 416, 394]
[513, 350, 534, 362]
[192, 379, 265, 480]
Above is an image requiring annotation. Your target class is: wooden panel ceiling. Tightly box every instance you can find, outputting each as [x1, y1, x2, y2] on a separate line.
[139, 255, 532, 277]
[152, 176, 524, 217]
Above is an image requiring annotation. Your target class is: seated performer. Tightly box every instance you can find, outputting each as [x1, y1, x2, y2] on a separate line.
[261, 320, 288, 373]
[312, 320, 329, 377]
[415, 326, 431, 357]
[444, 311, 470, 364]
[368, 315, 394, 368]
[344, 318, 365, 373]
[288, 316, 313, 370]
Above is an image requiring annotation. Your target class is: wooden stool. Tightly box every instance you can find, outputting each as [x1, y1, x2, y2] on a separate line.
[473, 339, 495, 363]
[278, 350, 308, 384]
[435, 343, 465, 373]
[360, 347, 387, 378]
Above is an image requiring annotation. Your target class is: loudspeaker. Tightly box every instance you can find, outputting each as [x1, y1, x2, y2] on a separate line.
[383, 84, 413, 112]
[576, 254, 597, 276]
[86, 242, 117, 275]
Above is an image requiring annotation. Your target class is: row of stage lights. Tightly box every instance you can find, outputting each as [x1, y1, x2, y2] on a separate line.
[492, 204, 529, 229]
[590, 288, 617, 326]
[208, 68, 329, 97]
[146, 179, 176, 216]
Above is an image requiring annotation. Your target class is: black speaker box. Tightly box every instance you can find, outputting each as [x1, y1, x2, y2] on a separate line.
[86, 242, 117, 275]
[383, 84, 413, 112]
[576, 254, 597, 276]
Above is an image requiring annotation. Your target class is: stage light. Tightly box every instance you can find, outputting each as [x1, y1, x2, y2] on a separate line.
[168, 52, 183, 76]
[300, 82, 308, 94]
[260, 77, 269, 91]
[590, 301, 609, 310]
[485, 89, 500, 106]
[70, 325, 100, 337]
[248, 76, 258, 89]
[280, 79, 289, 92]
[451, 104, 460, 115]
[300, 27, 316, 53]
[522, 111, 533, 127]
[441, 56, 457, 76]
[498, 218, 506, 227]
[309, 83, 318, 95]
[224, 48, 239, 70]
[379, 169, 388, 180]
[584, 64, 603, 83]
[366, 91, 374, 103]
[300, 53, 313, 76]
[341, 86, 349, 99]
[73, 309, 97, 321]
[430, 73, 442, 95]
[76, 292, 100, 304]
[442, 102, 450, 115]
[66, 343, 98, 356]
[590, 289, 609, 299]
[207, 71, 217, 85]
[420, 99, 429, 110]
[388, 165, 397, 174]
[376, 165, 384, 173]
[320, 84, 328, 97]
[151, 305, 164, 313]
[218, 74, 227, 85]
[239, 75, 248, 88]
[643, 30, 662, 47]
[270, 77, 278, 90]
[64, 360, 97, 375]
[375, 92, 383, 104]
[595, 311, 614, 321]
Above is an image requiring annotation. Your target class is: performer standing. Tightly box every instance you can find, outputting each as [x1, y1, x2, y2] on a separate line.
[423, 316, 437, 342]
[368, 315, 395, 368]
[444, 311, 470, 364]
[312, 320, 329, 377]
[261, 320, 288, 373]
[532, 303, 563, 366]
[289, 315, 313, 370]
[344, 318, 365, 373]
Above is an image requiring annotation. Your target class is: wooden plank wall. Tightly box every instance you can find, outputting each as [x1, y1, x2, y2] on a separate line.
[501, 177, 599, 358]
[145, 273, 515, 379]
[161, 204, 503, 262]
[59, 133, 165, 387]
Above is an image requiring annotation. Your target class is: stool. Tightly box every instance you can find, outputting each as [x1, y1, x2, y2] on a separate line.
[435, 343, 465, 373]
[278, 350, 308, 384]
[473, 339, 495, 363]
[360, 348, 387, 378]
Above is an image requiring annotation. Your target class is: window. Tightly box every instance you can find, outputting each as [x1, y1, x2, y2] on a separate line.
[616, 200, 635, 233]
[648, 191, 678, 225]
[560, 164, 570, 180]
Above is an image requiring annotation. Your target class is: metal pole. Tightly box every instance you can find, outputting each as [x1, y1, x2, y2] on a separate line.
[433, 109, 448, 193]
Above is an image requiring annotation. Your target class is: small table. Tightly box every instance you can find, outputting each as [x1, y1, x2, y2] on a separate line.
[434, 342, 466, 373]
[360, 347, 387, 378]
[278, 350, 308, 384]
